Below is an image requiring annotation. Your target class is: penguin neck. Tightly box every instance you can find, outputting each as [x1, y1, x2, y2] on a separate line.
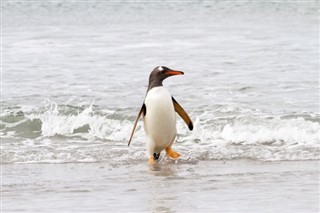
[147, 79, 163, 92]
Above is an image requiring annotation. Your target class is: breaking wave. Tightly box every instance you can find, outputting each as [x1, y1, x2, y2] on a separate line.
[1, 100, 319, 164]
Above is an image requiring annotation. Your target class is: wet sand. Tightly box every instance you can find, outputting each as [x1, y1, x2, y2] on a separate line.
[2, 160, 319, 212]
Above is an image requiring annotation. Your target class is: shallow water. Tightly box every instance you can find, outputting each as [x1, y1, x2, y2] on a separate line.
[2, 161, 319, 212]
[1, 1, 320, 212]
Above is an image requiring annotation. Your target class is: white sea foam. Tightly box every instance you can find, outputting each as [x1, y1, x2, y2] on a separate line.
[1, 102, 319, 164]
[220, 117, 319, 146]
[26, 101, 135, 142]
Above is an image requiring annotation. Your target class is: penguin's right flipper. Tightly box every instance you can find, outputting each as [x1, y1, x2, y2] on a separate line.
[128, 103, 146, 146]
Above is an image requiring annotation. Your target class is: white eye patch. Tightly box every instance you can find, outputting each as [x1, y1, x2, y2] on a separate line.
[158, 66, 163, 71]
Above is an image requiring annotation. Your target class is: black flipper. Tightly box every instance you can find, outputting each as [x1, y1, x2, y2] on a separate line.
[172, 97, 193, 131]
[128, 104, 146, 146]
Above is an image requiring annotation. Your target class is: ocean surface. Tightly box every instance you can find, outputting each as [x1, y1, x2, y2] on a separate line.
[1, 0, 319, 212]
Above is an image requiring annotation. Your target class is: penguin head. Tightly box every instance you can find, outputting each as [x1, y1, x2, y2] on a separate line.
[148, 66, 184, 90]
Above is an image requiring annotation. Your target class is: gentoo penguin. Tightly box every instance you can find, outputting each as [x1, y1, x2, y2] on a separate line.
[128, 66, 193, 164]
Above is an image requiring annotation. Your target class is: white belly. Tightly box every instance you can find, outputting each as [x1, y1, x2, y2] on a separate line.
[143, 87, 176, 155]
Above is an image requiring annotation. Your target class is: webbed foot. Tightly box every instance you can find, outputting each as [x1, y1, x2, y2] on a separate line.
[148, 157, 157, 165]
[165, 147, 181, 159]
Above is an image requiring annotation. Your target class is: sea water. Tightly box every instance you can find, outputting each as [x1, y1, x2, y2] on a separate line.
[2, 0, 319, 164]
[1, 1, 319, 212]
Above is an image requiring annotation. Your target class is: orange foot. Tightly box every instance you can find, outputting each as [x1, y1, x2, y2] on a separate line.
[148, 156, 157, 165]
[165, 147, 181, 159]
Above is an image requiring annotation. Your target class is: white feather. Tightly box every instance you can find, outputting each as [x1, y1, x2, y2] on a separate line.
[143, 87, 176, 156]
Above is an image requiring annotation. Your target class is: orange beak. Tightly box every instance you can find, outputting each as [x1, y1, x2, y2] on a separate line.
[164, 70, 184, 76]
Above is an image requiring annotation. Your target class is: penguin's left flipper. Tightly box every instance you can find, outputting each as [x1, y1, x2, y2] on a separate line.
[128, 103, 146, 146]
[172, 97, 193, 131]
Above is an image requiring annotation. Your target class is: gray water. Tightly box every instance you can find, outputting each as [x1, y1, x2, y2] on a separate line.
[3, 161, 319, 212]
[1, 1, 320, 212]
